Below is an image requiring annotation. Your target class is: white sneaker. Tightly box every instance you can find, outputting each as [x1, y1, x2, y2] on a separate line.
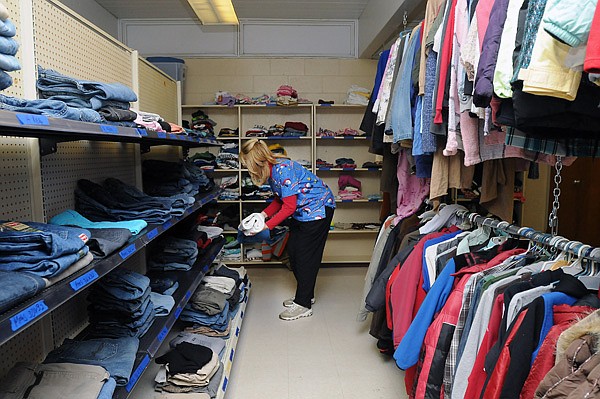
[279, 303, 313, 321]
[283, 297, 315, 308]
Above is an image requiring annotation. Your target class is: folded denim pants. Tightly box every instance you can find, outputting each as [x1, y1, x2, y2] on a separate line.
[44, 337, 139, 386]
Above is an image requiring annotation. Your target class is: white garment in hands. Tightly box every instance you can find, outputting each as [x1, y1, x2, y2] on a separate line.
[239, 213, 265, 235]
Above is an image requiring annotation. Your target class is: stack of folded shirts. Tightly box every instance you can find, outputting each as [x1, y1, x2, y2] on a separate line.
[218, 127, 238, 137]
[362, 161, 382, 169]
[43, 336, 139, 388]
[143, 159, 215, 196]
[245, 125, 268, 137]
[134, 110, 166, 132]
[337, 174, 362, 200]
[148, 236, 199, 272]
[267, 124, 285, 136]
[335, 157, 357, 169]
[0, 11, 20, 91]
[276, 85, 298, 106]
[37, 66, 138, 125]
[87, 268, 155, 339]
[336, 127, 362, 137]
[0, 221, 93, 312]
[316, 158, 334, 168]
[216, 152, 239, 170]
[241, 177, 273, 200]
[317, 128, 336, 137]
[219, 188, 239, 201]
[154, 342, 223, 395]
[283, 121, 308, 137]
[190, 109, 217, 137]
[220, 239, 241, 261]
[190, 151, 218, 170]
[221, 142, 238, 155]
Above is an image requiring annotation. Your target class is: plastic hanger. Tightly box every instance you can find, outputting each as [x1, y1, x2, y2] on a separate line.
[575, 245, 600, 290]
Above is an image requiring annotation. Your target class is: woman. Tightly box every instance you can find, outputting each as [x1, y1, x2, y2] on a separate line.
[239, 139, 335, 321]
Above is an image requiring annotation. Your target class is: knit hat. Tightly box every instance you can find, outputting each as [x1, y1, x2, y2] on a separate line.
[268, 143, 287, 156]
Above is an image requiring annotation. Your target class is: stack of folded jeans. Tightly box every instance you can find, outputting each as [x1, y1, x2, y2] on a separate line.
[148, 273, 180, 296]
[143, 159, 214, 196]
[180, 301, 230, 334]
[43, 336, 139, 387]
[36, 66, 138, 125]
[75, 179, 172, 223]
[0, 94, 103, 123]
[0, 362, 115, 399]
[0, 221, 91, 278]
[87, 268, 155, 339]
[283, 121, 308, 137]
[154, 342, 223, 395]
[98, 107, 137, 127]
[147, 236, 198, 272]
[0, 12, 20, 90]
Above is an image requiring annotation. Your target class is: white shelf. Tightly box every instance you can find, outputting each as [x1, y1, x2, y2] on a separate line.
[216, 281, 251, 399]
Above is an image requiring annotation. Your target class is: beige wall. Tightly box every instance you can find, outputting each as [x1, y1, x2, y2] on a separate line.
[182, 58, 378, 105]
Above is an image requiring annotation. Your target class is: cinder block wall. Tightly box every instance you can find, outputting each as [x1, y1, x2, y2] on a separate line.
[182, 58, 377, 105]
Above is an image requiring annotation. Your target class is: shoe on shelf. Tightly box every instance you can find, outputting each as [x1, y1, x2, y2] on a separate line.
[279, 303, 313, 321]
[283, 297, 315, 308]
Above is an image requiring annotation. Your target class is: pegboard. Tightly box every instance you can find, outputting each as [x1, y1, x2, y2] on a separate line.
[50, 291, 89, 347]
[40, 141, 137, 221]
[0, 137, 35, 221]
[32, 0, 133, 86]
[3, 0, 23, 98]
[0, 320, 49, 379]
[138, 58, 178, 124]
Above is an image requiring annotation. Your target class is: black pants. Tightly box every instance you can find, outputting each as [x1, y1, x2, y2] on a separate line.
[286, 206, 334, 308]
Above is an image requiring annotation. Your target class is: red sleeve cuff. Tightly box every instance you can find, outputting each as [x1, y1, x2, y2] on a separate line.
[266, 195, 297, 229]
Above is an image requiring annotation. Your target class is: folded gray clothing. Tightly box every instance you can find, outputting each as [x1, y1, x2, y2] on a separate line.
[169, 332, 226, 358]
[0, 362, 109, 399]
[155, 362, 223, 397]
[189, 286, 227, 315]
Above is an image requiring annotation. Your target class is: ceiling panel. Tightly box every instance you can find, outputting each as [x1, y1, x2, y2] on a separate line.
[96, 0, 369, 20]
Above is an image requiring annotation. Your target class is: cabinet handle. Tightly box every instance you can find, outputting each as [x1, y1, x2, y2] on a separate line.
[574, 180, 581, 184]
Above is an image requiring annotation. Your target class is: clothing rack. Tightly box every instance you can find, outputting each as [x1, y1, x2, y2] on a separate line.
[456, 211, 600, 263]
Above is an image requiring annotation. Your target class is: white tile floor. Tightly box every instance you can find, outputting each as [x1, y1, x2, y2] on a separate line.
[224, 267, 408, 399]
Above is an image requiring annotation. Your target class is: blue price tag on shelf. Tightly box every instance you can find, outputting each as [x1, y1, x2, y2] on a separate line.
[265, 103, 276, 107]
[100, 125, 118, 134]
[342, 199, 353, 203]
[230, 349, 234, 361]
[146, 228, 158, 241]
[119, 243, 136, 260]
[343, 168, 356, 171]
[10, 300, 48, 331]
[125, 355, 150, 392]
[222, 377, 228, 391]
[16, 114, 49, 126]
[236, 327, 240, 336]
[320, 103, 332, 106]
[174, 306, 182, 319]
[136, 128, 148, 137]
[157, 327, 169, 342]
[157, 132, 167, 139]
[168, 134, 177, 140]
[241, 311, 244, 319]
[344, 136, 354, 139]
[185, 291, 192, 301]
[163, 220, 173, 229]
[70, 269, 99, 291]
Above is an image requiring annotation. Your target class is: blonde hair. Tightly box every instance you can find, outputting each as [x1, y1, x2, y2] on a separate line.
[240, 139, 280, 185]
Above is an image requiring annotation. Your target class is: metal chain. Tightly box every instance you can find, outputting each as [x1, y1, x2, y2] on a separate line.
[548, 156, 563, 236]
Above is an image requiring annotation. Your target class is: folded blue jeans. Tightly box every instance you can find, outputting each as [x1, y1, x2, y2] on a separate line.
[97, 377, 117, 399]
[0, 221, 90, 261]
[0, 54, 20, 72]
[0, 246, 89, 278]
[0, 271, 46, 313]
[0, 36, 18, 55]
[0, 70, 11, 90]
[150, 292, 175, 316]
[44, 337, 139, 386]
[0, 94, 102, 123]
[0, 19, 16, 37]
[95, 268, 149, 301]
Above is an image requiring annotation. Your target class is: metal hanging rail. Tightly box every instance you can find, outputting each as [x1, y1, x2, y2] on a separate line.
[456, 211, 600, 263]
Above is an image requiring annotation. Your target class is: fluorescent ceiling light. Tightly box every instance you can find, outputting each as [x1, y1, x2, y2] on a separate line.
[187, 0, 239, 25]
